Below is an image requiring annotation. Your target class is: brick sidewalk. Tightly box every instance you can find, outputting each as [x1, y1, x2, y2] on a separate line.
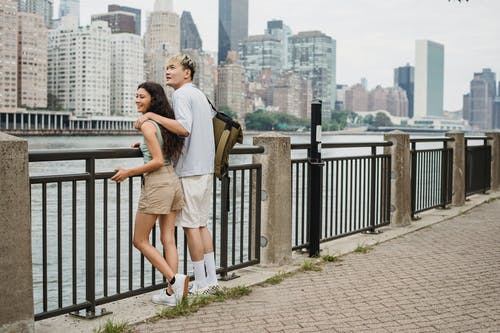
[134, 199, 500, 333]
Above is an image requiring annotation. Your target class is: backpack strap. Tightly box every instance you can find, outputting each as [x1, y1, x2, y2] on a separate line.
[214, 125, 231, 178]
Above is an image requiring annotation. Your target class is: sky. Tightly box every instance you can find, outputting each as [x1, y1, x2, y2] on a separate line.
[60, 0, 499, 111]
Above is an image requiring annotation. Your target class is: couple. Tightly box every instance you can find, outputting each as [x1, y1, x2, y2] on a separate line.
[111, 54, 220, 306]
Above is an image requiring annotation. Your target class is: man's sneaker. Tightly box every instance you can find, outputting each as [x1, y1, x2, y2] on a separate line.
[171, 273, 189, 304]
[151, 290, 176, 306]
[207, 283, 224, 294]
[190, 283, 224, 296]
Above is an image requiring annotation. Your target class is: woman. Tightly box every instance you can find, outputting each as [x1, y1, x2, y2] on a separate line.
[111, 82, 188, 306]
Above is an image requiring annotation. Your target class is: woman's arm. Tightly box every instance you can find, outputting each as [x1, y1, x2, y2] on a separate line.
[111, 122, 164, 182]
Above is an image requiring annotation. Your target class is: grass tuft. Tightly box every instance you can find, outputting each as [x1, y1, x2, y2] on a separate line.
[322, 254, 341, 263]
[156, 286, 252, 320]
[299, 259, 323, 272]
[93, 319, 132, 333]
[354, 244, 372, 254]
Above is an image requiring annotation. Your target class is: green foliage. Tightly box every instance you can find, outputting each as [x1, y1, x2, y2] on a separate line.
[259, 271, 295, 286]
[373, 112, 393, 127]
[322, 254, 341, 263]
[299, 259, 323, 272]
[92, 319, 132, 333]
[245, 109, 308, 131]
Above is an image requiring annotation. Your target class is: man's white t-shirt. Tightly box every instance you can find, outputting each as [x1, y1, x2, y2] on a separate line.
[172, 82, 215, 177]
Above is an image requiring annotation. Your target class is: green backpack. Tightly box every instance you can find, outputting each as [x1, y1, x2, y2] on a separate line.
[207, 98, 243, 180]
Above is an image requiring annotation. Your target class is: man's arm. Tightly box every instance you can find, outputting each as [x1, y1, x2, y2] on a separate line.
[136, 113, 189, 137]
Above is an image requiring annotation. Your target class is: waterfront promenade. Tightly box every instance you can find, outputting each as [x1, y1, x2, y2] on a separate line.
[35, 191, 500, 333]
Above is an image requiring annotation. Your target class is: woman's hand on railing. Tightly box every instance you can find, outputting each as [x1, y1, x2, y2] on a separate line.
[131, 142, 140, 148]
[111, 168, 130, 183]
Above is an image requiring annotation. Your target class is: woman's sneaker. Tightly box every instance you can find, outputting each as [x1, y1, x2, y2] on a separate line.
[171, 274, 189, 304]
[151, 290, 176, 306]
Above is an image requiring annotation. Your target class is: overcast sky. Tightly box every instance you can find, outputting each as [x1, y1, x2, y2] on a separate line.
[62, 0, 499, 111]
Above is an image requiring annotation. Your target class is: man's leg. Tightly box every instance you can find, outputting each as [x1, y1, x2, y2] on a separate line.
[200, 226, 218, 285]
[184, 227, 208, 289]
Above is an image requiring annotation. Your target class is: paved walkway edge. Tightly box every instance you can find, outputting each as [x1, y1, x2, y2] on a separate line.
[34, 191, 500, 333]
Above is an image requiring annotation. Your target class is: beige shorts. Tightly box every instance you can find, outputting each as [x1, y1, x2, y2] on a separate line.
[176, 174, 213, 228]
[137, 165, 184, 215]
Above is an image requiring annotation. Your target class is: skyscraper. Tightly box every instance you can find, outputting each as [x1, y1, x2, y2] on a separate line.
[266, 20, 292, 70]
[92, 11, 136, 34]
[18, 12, 48, 108]
[218, 0, 248, 64]
[108, 5, 141, 35]
[144, 0, 180, 90]
[468, 68, 497, 130]
[18, 0, 53, 27]
[414, 40, 444, 118]
[0, 0, 18, 111]
[48, 18, 111, 116]
[394, 63, 414, 118]
[59, 0, 79, 22]
[218, 51, 245, 116]
[180, 11, 202, 50]
[239, 34, 282, 82]
[288, 30, 336, 118]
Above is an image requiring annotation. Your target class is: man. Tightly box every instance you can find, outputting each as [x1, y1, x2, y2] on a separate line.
[137, 54, 220, 301]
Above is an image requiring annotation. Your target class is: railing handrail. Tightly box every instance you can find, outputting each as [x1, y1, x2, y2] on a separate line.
[291, 141, 393, 150]
[464, 136, 492, 141]
[29, 144, 264, 162]
[410, 137, 455, 143]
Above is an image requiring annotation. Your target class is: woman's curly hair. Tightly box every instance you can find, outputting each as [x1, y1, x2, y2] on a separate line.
[137, 82, 184, 163]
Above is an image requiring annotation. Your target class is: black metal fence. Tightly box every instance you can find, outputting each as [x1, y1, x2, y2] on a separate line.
[410, 137, 453, 218]
[465, 136, 491, 196]
[291, 142, 392, 250]
[29, 146, 262, 320]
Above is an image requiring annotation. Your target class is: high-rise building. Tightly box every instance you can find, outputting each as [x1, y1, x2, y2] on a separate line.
[217, 51, 245, 116]
[394, 64, 415, 118]
[48, 18, 111, 116]
[18, 12, 48, 109]
[108, 4, 141, 35]
[266, 20, 292, 70]
[218, 0, 248, 64]
[180, 11, 202, 50]
[468, 68, 497, 130]
[59, 0, 79, 22]
[273, 70, 312, 119]
[92, 11, 136, 34]
[414, 40, 444, 118]
[18, 0, 53, 27]
[462, 93, 470, 122]
[288, 30, 336, 118]
[239, 34, 282, 82]
[369, 85, 388, 111]
[386, 87, 409, 118]
[0, 0, 18, 111]
[111, 33, 144, 116]
[493, 97, 500, 129]
[144, 0, 180, 91]
[345, 84, 369, 112]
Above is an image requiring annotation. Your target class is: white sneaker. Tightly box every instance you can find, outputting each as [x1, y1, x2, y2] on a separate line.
[151, 290, 176, 306]
[191, 283, 223, 296]
[171, 274, 189, 304]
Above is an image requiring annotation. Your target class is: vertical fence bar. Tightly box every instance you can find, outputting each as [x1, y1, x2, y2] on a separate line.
[219, 176, 230, 278]
[85, 158, 96, 316]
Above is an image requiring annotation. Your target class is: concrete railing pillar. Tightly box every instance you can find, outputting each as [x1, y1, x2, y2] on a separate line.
[0, 133, 34, 333]
[252, 133, 292, 266]
[446, 131, 465, 206]
[383, 131, 411, 226]
[485, 131, 500, 191]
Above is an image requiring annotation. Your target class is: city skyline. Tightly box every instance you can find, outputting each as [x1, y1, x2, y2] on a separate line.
[60, 0, 498, 111]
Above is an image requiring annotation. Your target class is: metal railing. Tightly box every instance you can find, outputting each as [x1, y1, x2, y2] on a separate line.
[465, 136, 491, 196]
[410, 137, 453, 218]
[29, 146, 262, 320]
[291, 142, 392, 250]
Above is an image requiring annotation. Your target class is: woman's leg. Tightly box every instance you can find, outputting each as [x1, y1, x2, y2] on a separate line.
[159, 212, 178, 275]
[133, 212, 175, 282]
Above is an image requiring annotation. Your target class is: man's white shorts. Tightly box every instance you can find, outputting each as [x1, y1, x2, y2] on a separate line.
[176, 174, 213, 228]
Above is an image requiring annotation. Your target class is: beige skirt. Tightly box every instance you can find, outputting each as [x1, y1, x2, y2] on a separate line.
[137, 165, 184, 215]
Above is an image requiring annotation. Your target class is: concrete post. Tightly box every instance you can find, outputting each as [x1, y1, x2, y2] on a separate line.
[446, 131, 465, 206]
[485, 131, 500, 191]
[383, 131, 411, 226]
[0, 133, 34, 333]
[252, 133, 292, 265]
